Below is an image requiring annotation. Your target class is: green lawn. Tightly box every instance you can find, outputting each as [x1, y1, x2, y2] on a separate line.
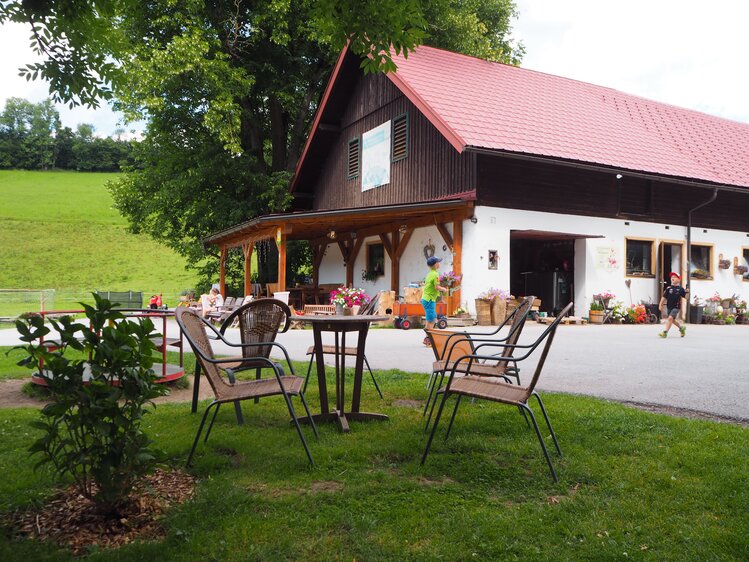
[0, 353, 747, 560]
[0, 170, 198, 316]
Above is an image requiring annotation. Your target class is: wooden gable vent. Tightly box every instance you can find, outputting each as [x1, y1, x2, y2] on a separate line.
[347, 137, 360, 179]
[392, 114, 408, 162]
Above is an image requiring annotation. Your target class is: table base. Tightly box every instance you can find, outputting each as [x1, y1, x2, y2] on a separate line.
[297, 411, 388, 433]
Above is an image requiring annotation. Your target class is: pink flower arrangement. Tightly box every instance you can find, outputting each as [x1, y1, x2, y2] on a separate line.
[593, 291, 616, 300]
[439, 271, 463, 289]
[329, 287, 370, 307]
[706, 292, 722, 303]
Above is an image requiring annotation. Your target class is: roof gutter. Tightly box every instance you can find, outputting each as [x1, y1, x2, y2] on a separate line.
[686, 188, 719, 323]
[464, 146, 749, 196]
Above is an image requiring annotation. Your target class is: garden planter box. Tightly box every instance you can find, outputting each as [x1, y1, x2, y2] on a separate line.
[490, 298, 507, 325]
[475, 298, 492, 326]
[688, 305, 704, 324]
[589, 310, 604, 324]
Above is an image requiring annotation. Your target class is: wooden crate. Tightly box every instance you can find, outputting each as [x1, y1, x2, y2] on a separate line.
[403, 286, 423, 304]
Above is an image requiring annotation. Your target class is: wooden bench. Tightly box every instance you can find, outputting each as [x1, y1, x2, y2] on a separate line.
[303, 304, 335, 315]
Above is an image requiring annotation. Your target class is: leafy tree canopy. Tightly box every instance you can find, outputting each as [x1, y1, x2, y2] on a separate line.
[1, 0, 523, 288]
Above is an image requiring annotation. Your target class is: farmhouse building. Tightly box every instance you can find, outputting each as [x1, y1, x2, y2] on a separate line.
[207, 45, 749, 318]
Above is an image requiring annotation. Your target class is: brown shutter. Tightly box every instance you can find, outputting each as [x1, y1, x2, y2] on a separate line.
[347, 138, 360, 179]
[392, 114, 408, 162]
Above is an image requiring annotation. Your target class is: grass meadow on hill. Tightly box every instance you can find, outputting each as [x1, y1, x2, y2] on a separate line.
[0, 170, 197, 315]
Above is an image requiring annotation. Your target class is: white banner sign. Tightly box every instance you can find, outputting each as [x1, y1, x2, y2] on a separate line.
[361, 121, 391, 191]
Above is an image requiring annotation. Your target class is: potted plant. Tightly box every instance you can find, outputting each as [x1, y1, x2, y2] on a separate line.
[589, 300, 604, 324]
[361, 269, 377, 282]
[477, 288, 512, 324]
[689, 296, 704, 324]
[329, 286, 370, 315]
[593, 291, 615, 309]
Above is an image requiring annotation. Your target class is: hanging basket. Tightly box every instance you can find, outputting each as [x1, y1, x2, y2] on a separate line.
[475, 298, 492, 326]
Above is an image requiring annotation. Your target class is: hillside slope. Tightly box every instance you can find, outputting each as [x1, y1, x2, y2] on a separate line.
[0, 170, 197, 314]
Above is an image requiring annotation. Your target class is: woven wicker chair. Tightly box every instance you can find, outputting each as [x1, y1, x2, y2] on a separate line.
[216, 299, 293, 422]
[421, 302, 573, 482]
[176, 306, 317, 467]
[423, 296, 535, 429]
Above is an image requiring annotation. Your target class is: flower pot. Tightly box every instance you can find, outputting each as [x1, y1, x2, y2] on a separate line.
[490, 298, 507, 325]
[589, 310, 604, 324]
[475, 298, 492, 326]
[688, 305, 703, 324]
[335, 303, 344, 315]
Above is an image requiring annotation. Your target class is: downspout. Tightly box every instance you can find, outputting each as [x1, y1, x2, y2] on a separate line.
[686, 188, 718, 322]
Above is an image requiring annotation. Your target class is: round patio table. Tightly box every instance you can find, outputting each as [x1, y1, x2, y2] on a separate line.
[298, 315, 389, 432]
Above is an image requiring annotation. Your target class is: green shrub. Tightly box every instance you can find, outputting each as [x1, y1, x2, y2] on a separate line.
[14, 294, 167, 514]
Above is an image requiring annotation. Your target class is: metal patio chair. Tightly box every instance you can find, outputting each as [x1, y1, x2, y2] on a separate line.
[421, 302, 574, 482]
[176, 307, 317, 467]
[423, 296, 535, 429]
[217, 299, 294, 418]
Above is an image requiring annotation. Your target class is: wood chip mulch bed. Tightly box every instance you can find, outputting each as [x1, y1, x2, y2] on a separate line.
[4, 467, 196, 555]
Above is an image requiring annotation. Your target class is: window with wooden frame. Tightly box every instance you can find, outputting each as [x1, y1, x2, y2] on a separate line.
[689, 244, 713, 280]
[742, 247, 749, 281]
[391, 113, 408, 162]
[365, 242, 385, 279]
[347, 137, 360, 179]
[625, 237, 655, 277]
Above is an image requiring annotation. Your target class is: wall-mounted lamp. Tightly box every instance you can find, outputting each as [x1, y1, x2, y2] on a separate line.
[327, 229, 336, 240]
[470, 216, 478, 224]
[616, 173, 623, 180]
[350, 231, 357, 239]
[398, 224, 408, 233]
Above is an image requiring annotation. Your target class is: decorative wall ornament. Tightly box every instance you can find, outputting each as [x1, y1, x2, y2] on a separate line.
[488, 250, 498, 270]
[718, 253, 731, 269]
[423, 239, 436, 260]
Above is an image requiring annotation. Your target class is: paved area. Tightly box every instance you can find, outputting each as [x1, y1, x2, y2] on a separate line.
[2, 322, 747, 421]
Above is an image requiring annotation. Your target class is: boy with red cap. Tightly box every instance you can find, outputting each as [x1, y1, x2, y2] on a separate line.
[658, 272, 688, 338]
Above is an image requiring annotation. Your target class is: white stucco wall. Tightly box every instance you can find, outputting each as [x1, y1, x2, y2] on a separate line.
[317, 205, 749, 315]
[318, 226, 455, 295]
[466, 205, 749, 314]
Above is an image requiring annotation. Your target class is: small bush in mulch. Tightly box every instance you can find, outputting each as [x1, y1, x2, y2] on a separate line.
[4, 467, 196, 555]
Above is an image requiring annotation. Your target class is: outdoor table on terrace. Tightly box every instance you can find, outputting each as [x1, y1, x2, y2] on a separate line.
[298, 315, 389, 432]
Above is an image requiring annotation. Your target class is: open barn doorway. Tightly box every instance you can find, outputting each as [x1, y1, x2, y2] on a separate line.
[509, 229, 601, 317]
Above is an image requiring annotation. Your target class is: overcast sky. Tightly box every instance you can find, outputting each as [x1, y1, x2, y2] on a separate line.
[1, 0, 748, 136]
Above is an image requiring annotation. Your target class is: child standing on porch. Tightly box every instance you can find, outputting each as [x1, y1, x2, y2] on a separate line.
[658, 272, 688, 338]
[422, 256, 448, 346]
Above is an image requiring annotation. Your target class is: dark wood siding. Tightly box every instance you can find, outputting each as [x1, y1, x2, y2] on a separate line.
[310, 73, 475, 210]
[476, 154, 749, 232]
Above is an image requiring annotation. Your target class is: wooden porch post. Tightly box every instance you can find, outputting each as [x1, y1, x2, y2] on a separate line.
[312, 241, 326, 287]
[390, 230, 399, 293]
[276, 228, 287, 291]
[219, 246, 227, 297]
[345, 237, 364, 287]
[452, 219, 463, 310]
[242, 242, 253, 297]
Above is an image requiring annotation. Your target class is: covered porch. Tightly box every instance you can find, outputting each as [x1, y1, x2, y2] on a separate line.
[204, 199, 473, 307]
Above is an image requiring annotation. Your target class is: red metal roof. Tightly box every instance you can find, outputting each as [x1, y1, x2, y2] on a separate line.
[388, 46, 749, 188]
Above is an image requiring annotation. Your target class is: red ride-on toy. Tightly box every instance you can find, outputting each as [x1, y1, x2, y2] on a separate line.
[393, 298, 448, 329]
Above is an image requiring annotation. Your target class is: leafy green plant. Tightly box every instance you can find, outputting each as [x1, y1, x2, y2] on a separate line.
[14, 294, 167, 514]
[589, 301, 604, 311]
